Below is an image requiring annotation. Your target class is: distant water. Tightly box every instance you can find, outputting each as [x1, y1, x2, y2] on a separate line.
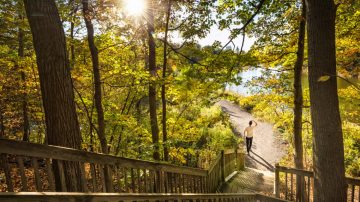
[226, 69, 263, 96]
[227, 69, 359, 96]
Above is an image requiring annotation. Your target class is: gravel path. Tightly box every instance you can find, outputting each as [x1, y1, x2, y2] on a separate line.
[217, 100, 286, 171]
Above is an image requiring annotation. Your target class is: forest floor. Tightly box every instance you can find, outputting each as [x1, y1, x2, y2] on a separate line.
[217, 100, 287, 194]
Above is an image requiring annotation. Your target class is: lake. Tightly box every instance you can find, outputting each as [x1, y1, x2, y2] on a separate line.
[227, 69, 359, 96]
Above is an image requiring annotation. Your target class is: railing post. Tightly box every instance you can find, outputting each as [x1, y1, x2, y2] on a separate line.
[235, 149, 245, 171]
[275, 163, 280, 198]
[220, 150, 225, 183]
[104, 165, 114, 192]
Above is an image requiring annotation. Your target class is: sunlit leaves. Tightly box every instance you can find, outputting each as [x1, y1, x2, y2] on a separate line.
[317, 75, 330, 82]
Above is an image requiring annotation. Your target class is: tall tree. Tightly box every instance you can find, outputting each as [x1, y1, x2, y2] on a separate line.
[82, 0, 108, 154]
[17, 7, 30, 142]
[305, 0, 346, 201]
[293, 1, 306, 201]
[147, 0, 160, 160]
[161, 0, 171, 162]
[69, 0, 78, 69]
[23, 0, 83, 191]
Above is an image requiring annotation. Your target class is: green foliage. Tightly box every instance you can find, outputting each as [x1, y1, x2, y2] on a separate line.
[1, 0, 358, 174]
[233, 85, 360, 177]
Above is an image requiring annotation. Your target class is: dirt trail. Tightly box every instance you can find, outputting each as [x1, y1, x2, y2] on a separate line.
[217, 100, 286, 171]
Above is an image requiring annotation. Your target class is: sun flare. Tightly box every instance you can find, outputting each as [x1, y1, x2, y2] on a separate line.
[124, 0, 146, 16]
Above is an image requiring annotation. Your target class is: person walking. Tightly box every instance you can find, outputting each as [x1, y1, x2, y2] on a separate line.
[244, 120, 257, 155]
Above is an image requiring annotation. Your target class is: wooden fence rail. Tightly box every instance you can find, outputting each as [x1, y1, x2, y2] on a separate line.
[0, 139, 244, 194]
[274, 164, 360, 202]
[0, 192, 290, 202]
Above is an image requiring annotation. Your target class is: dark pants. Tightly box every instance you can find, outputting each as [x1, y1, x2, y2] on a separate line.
[246, 137, 253, 153]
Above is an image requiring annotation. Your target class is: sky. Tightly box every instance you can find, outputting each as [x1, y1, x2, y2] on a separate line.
[170, 24, 256, 52]
[197, 25, 256, 52]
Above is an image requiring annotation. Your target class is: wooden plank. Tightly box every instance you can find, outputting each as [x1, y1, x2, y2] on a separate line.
[130, 168, 135, 192]
[115, 166, 122, 192]
[104, 165, 114, 192]
[99, 164, 106, 192]
[0, 192, 284, 201]
[124, 167, 128, 192]
[137, 168, 141, 193]
[56, 160, 67, 192]
[16, 156, 28, 191]
[1, 154, 13, 192]
[285, 172, 288, 200]
[144, 169, 148, 193]
[290, 173, 293, 201]
[200, 176, 204, 193]
[196, 176, 200, 193]
[149, 170, 154, 193]
[0, 139, 207, 177]
[307, 176, 310, 202]
[90, 163, 97, 192]
[173, 173, 177, 193]
[31, 157, 42, 191]
[45, 158, 55, 191]
[224, 149, 236, 155]
[158, 170, 164, 193]
[178, 174, 182, 193]
[79, 162, 88, 192]
[169, 172, 173, 193]
[351, 184, 355, 202]
[346, 177, 360, 186]
[208, 154, 221, 173]
[175, 173, 179, 193]
[183, 174, 187, 193]
[275, 164, 280, 197]
[164, 172, 168, 193]
[277, 165, 313, 177]
[179, 174, 184, 193]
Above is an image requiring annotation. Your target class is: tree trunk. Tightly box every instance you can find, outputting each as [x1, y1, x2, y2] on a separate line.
[0, 111, 4, 137]
[69, 0, 77, 69]
[82, 0, 107, 154]
[147, 0, 160, 161]
[293, 1, 305, 201]
[18, 13, 30, 142]
[82, 0, 113, 192]
[23, 0, 83, 192]
[305, 0, 347, 201]
[162, 0, 171, 162]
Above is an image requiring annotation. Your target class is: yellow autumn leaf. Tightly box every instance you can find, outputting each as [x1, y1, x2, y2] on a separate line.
[317, 75, 331, 82]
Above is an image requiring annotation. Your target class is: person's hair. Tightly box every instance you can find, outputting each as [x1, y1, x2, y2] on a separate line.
[249, 121, 253, 126]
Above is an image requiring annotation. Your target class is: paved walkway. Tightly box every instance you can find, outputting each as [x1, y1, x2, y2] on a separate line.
[217, 100, 286, 194]
[217, 100, 286, 171]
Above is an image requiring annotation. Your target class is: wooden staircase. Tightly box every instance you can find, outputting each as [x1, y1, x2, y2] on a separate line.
[0, 138, 287, 201]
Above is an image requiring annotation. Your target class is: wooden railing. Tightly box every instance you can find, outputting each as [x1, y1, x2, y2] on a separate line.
[274, 164, 360, 202]
[0, 192, 290, 202]
[206, 149, 244, 193]
[0, 139, 244, 194]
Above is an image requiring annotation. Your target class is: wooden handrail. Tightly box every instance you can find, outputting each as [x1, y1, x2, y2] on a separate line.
[276, 165, 314, 177]
[0, 192, 290, 202]
[0, 139, 245, 194]
[274, 164, 360, 202]
[0, 139, 206, 176]
[207, 153, 222, 173]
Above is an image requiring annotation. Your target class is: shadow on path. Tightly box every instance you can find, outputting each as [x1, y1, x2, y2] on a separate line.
[251, 152, 275, 170]
[221, 168, 274, 195]
[247, 152, 275, 172]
